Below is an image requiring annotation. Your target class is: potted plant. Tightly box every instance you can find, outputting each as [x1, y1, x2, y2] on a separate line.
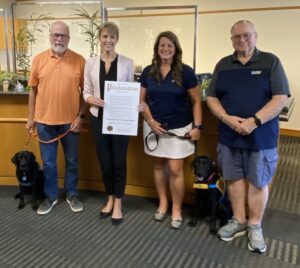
[73, 8, 101, 57]
[197, 73, 212, 100]
[15, 13, 51, 81]
[0, 71, 15, 92]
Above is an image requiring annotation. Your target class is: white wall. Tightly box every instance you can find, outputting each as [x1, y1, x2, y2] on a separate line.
[195, 9, 299, 130]
[106, 4, 300, 130]
[3, 0, 300, 130]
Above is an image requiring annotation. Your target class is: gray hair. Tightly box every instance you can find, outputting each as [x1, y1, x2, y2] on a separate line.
[230, 20, 256, 34]
[49, 21, 70, 35]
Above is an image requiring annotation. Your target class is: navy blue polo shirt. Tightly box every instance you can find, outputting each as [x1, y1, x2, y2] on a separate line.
[207, 48, 290, 149]
[140, 64, 198, 129]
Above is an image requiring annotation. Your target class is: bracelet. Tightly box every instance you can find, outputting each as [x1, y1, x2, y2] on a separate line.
[220, 112, 227, 122]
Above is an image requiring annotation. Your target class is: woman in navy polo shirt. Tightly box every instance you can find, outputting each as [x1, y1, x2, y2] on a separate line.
[140, 31, 202, 229]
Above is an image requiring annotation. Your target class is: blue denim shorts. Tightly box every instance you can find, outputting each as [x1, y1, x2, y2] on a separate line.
[217, 143, 279, 188]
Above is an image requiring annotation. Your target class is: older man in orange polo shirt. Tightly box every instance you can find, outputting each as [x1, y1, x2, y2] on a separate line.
[26, 21, 86, 215]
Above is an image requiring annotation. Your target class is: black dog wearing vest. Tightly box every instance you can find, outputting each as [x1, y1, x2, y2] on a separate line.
[11, 151, 44, 210]
[188, 155, 231, 233]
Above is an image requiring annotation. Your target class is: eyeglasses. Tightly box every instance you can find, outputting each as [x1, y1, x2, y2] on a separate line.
[231, 32, 256, 41]
[50, 33, 69, 40]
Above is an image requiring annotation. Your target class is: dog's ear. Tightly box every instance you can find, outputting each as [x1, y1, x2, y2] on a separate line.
[212, 161, 222, 176]
[217, 166, 222, 177]
[11, 153, 19, 165]
[29, 152, 36, 161]
[191, 156, 201, 170]
[212, 161, 218, 172]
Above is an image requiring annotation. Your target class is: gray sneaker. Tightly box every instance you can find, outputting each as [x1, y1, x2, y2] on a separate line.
[66, 195, 83, 213]
[248, 224, 267, 253]
[37, 198, 58, 215]
[218, 217, 247, 241]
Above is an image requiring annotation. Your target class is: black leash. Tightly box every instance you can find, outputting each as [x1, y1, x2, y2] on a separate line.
[145, 130, 190, 152]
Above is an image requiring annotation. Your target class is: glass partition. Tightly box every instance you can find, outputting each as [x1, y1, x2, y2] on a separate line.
[0, 8, 14, 92]
[11, 1, 102, 81]
[10, 2, 199, 90]
[0, 8, 10, 72]
[105, 5, 199, 73]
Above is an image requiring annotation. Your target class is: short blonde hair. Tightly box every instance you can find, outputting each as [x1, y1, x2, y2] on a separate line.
[98, 22, 119, 39]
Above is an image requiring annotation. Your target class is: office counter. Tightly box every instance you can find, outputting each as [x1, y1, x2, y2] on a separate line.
[0, 94, 218, 203]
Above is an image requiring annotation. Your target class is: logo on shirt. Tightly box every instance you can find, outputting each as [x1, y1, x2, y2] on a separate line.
[251, 70, 262, 75]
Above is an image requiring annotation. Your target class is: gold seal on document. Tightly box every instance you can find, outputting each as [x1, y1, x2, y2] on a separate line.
[107, 125, 113, 131]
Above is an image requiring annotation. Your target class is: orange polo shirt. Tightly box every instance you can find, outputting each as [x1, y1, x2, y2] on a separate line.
[29, 48, 85, 125]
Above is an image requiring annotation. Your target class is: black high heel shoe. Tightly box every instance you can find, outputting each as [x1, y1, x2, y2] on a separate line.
[99, 210, 112, 219]
[111, 217, 123, 225]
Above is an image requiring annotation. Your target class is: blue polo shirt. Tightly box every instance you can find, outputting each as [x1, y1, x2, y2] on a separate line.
[140, 64, 198, 129]
[207, 49, 290, 149]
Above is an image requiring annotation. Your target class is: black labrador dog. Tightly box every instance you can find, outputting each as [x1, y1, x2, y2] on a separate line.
[11, 151, 44, 210]
[188, 155, 231, 233]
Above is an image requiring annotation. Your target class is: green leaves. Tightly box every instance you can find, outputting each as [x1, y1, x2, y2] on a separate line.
[73, 8, 101, 57]
[15, 12, 52, 78]
[0, 71, 15, 83]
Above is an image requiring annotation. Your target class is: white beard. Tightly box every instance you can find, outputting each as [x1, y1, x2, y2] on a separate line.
[51, 44, 67, 55]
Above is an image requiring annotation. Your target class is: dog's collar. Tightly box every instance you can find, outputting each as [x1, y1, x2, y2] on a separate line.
[193, 183, 217, 190]
[195, 173, 215, 183]
[193, 177, 225, 194]
[19, 172, 31, 186]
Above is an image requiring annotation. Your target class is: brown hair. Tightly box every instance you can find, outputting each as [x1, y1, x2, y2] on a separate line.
[150, 31, 183, 87]
[98, 22, 119, 40]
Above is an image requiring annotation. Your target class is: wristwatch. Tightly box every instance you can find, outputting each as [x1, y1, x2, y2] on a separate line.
[78, 113, 85, 119]
[193, 124, 203, 130]
[252, 115, 262, 127]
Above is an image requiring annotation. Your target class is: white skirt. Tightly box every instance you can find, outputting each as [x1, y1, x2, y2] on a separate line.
[143, 120, 195, 159]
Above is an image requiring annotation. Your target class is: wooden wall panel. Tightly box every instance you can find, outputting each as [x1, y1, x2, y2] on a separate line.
[0, 95, 218, 204]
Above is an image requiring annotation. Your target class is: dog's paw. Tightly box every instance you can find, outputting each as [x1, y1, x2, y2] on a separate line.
[15, 193, 21, 199]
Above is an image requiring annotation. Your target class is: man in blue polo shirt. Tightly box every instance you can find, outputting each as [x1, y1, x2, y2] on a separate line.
[207, 20, 290, 253]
